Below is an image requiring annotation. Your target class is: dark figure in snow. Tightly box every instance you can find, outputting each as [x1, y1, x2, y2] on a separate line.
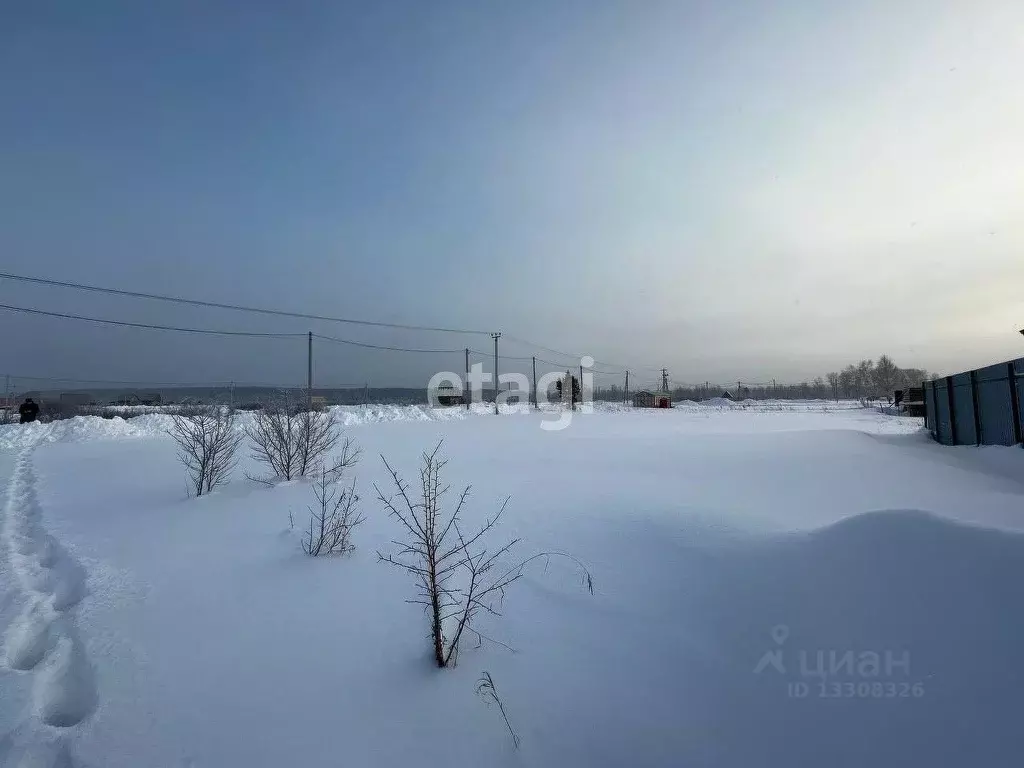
[18, 398, 39, 424]
[555, 375, 581, 405]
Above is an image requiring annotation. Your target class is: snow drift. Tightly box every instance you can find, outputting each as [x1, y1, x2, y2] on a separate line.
[659, 509, 1024, 766]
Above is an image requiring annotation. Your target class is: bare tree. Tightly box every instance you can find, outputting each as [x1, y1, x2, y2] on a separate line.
[247, 393, 349, 482]
[246, 394, 303, 481]
[298, 407, 342, 477]
[826, 371, 840, 401]
[872, 354, 901, 402]
[376, 443, 593, 668]
[853, 359, 874, 399]
[168, 405, 243, 497]
[302, 460, 363, 556]
[900, 367, 929, 388]
[839, 365, 856, 398]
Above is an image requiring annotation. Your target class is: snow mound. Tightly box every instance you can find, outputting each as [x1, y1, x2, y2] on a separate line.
[0, 404, 477, 452]
[700, 397, 738, 407]
[0, 416, 159, 452]
[668, 508, 1024, 766]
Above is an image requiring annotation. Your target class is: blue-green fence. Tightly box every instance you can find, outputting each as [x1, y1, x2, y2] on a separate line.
[924, 357, 1024, 447]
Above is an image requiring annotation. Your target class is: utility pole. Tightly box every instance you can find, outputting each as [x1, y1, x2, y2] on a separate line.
[579, 363, 584, 409]
[661, 368, 669, 392]
[491, 332, 501, 414]
[307, 331, 313, 412]
[624, 370, 629, 403]
[4, 374, 9, 408]
[532, 356, 538, 410]
[465, 348, 470, 410]
[737, 380, 741, 399]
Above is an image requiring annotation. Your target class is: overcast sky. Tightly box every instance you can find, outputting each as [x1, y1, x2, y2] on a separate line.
[2, 0, 1023, 391]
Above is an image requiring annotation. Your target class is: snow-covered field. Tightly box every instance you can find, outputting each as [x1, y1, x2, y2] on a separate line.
[1, 402, 1021, 767]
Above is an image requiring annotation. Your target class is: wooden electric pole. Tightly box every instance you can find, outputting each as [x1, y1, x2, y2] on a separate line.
[465, 348, 470, 410]
[532, 356, 538, 410]
[307, 331, 313, 412]
[491, 332, 501, 414]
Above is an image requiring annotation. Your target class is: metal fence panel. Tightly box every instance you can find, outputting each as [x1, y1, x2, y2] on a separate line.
[1014, 358, 1024, 444]
[952, 373, 975, 446]
[928, 380, 940, 437]
[925, 356, 1024, 448]
[975, 363, 1007, 383]
[934, 378, 952, 445]
[976, 364, 1015, 446]
[924, 381, 933, 432]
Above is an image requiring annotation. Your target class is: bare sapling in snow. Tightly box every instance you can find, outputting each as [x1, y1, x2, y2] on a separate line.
[298, 406, 345, 477]
[245, 395, 302, 481]
[168, 405, 243, 497]
[301, 459, 364, 557]
[247, 393, 350, 482]
[376, 442, 594, 668]
[477, 671, 520, 749]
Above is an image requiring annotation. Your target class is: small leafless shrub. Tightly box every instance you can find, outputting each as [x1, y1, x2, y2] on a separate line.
[38, 401, 80, 422]
[0, 407, 14, 425]
[476, 671, 519, 749]
[302, 460, 364, 556]
[298, 408, 343, 477]
[79, 406, 123, 420]
[376, 442, 593, 668]
[246, 395, 302, 481]
[246, 393, 348, 482]
[168, 405, 243, 497]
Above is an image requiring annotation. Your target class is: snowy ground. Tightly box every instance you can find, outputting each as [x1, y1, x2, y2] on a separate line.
[1, 402, 1022, 767]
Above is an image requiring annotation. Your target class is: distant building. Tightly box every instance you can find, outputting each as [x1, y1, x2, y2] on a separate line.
[633, 390, 672, 409]
[895, 387, 925, 417]
[310, 395, 328, 410]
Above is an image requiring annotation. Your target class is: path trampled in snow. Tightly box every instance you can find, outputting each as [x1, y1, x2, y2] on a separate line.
[1, 450, 96, 765]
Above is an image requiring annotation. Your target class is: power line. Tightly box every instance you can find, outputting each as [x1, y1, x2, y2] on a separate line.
[502, 334, 661, 374]
[0, 303, 306, 338]
[502, 335, 585, 361]
[535, 356, 625, 375]
[0, 271, 490, 335]
[313, 333, 463, 354]
[468, 350, 629, 375]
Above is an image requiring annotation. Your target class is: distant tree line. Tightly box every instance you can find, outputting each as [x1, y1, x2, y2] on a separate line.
[594, 355, 931, 403]
[827, 356, 929, 402]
